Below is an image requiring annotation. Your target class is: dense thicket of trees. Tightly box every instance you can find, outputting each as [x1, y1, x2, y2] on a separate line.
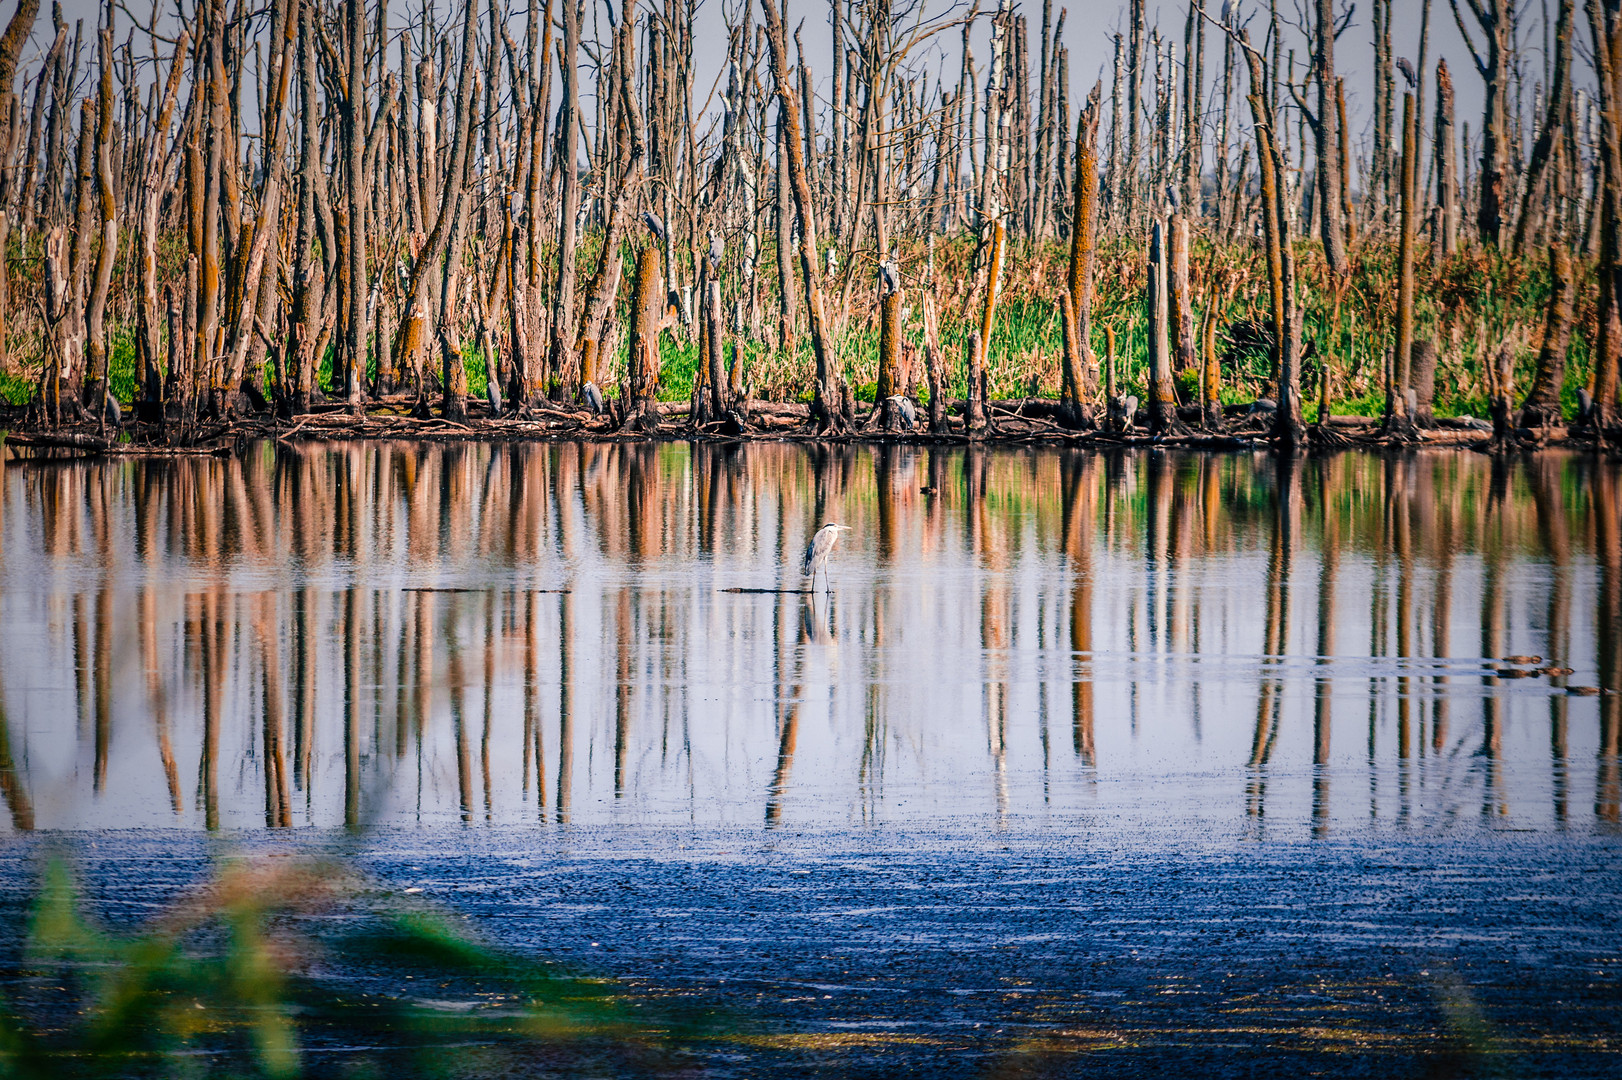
[0, 0, 1613, 444]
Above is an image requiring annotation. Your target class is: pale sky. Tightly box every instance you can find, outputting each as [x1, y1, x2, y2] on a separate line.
[24, 0, 1582, 182]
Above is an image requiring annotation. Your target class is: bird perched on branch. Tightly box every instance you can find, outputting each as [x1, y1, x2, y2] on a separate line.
[878, 260, 900, 297]
[1397, 57, 1417, 90]
[801, 523, 852, 592]
[642, 210, 666, 243]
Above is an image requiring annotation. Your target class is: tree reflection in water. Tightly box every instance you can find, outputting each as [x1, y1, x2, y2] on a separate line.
[0, 441, 1618, 835]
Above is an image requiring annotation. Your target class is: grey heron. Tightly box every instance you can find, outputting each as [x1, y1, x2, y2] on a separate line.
[582, 381, 605, 415]
[708, 230, 724, 274]
[1578, 387, 1594, 424]
[878, 260, 900, 297]
[1396, 57, 1417, 90]
[801, 523, 851, 592]
[642, 210, 666, 243]
[486, 370, 503, 416]
[887, 394, 916, 430]
[1221, 0, 1235, 26]
[103, 389, 121, 428]
[1121, 394, 1139, 427]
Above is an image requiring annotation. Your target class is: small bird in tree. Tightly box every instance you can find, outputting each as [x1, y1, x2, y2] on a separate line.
[708, 230, 724, 274]
[642, 210, 666, 243]
[878, 260, 900, 297]
[801, 523, 852, 592]
[582, 381, 605, 416]
[1397, 57, 1417, 90]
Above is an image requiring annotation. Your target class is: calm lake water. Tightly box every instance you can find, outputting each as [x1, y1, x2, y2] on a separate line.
[1, 441, 1618, 838]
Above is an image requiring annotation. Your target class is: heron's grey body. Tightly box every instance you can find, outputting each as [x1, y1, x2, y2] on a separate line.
[708, 231, 724, 274]
[103, 390, 121, 428]
[887, 395, 916, 430]
[582, 381, 605, 416]
[802, 523, 851, 591]
[486, 374, 503, 416]
[1122, 394, 1139, 427]
[642, 211, 666, 243]
[878, 261, 900, 297]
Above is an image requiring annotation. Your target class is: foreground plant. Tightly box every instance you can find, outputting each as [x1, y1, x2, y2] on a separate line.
[0, 854, 671, 1079]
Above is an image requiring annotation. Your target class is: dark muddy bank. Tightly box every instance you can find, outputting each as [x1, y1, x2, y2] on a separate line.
[2, 396, 1616, 460]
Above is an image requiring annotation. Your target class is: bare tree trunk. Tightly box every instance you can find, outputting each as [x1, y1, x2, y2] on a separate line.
[1387, 89, 1419, 437]
[624, 244, 663, 430]
[877, 286, 904, 430]
[82, 28, 116, 412]
[761, 0, 848, 432]
[1590, 0, 1622, 435]
[1435, 59, 1458, 258]
[1064, 83, 1101, 429]
[976, 216, 1005, 428]
[135, 31, 188, 419]
[1235, 29, 1303, 445]
[1169, 213, 1196, 384]
[1520, 242, 1575, 429]
[965, 330, 987, 433]
[774, 102, 796, 348]
[547, 0, 582, 402]
[1314, 0, 1347, 272]
[1512, 0, 1574, 253]
[1452, 0, 1511, 245]
[1146, 219, 1185, 433]
[389, 0, 478, 420]
[923, 293, 948, 433]
[342, 0, 367, 412]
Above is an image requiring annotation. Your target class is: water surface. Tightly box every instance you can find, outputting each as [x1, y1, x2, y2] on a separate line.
[2, 441, 1617, 838]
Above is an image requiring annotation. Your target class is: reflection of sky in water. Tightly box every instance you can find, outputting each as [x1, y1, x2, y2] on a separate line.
[0, 442, 1617, 835]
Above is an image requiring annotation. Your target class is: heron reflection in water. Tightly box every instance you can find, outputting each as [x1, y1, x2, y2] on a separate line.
[802, 523, 851, 592]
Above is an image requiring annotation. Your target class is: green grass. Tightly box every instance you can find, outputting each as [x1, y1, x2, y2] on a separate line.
[0, 234, 1596, 424]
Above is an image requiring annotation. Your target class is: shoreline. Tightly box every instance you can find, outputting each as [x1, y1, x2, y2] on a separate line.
[2, 400, 1615, 459]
